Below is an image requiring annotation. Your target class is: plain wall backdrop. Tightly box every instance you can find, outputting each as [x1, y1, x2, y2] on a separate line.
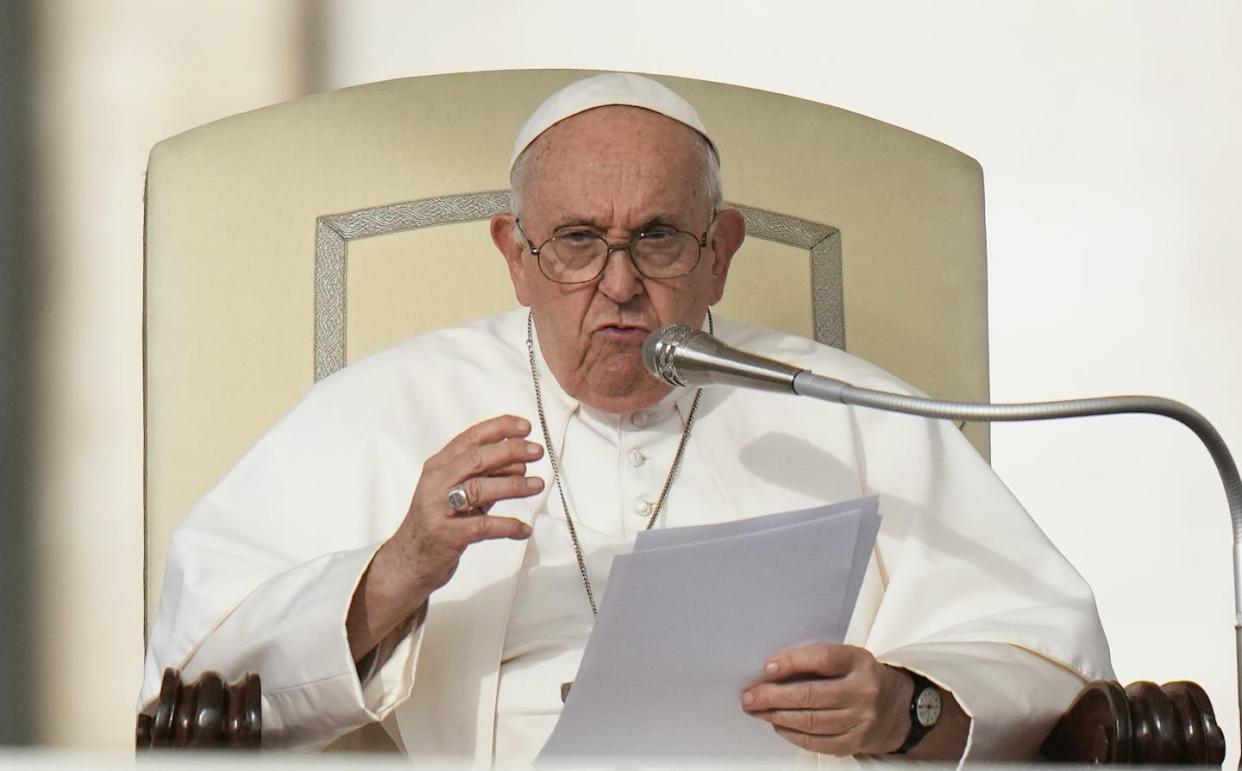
[26, 0, 1241, 760]
[30, 0, 311, 747]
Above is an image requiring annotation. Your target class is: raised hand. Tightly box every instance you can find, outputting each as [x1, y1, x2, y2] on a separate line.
[346, 415, 544, 658]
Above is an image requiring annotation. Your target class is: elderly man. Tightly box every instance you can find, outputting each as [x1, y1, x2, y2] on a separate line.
[141, 73, 1111, 765]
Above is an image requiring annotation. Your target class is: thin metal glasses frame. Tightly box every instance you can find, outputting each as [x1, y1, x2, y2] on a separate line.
[514, 216, 714, 284]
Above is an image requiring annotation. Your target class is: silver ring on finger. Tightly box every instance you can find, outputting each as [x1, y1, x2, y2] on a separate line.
[447, 483, 471, 512]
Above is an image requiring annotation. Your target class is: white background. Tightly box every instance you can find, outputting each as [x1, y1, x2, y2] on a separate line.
[29, 0, 1241, 760]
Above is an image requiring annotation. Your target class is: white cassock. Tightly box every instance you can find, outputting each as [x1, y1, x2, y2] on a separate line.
[140, 308, 1113, 766]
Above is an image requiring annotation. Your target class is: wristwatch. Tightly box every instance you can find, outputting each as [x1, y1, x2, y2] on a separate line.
[893, 671, 942, 754]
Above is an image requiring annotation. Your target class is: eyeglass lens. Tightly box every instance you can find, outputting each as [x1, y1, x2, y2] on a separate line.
[541, 231, 699, 282]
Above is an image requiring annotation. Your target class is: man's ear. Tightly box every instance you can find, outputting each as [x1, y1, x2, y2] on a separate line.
[491, 213, 531, 306]
[706, 208, 746, 305]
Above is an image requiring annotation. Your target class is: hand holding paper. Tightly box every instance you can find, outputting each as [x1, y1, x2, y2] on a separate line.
[742, 642, 913, 756]
[538, 496, 881, 764]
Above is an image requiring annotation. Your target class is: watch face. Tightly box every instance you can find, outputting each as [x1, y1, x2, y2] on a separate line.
[915, 687, 942, 728]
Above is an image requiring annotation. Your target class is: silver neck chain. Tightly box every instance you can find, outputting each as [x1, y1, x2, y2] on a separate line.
[525, 311, 708, 616]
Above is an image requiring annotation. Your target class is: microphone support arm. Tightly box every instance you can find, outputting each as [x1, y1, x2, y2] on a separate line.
[792, 370, 1242, 744]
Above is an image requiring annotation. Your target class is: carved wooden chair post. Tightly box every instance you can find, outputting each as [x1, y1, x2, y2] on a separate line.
[136, 669, 260, 750]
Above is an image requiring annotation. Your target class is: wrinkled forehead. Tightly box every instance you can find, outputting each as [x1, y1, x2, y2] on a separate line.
[516, 107, 714, 226]
[517, 107, 714, 207]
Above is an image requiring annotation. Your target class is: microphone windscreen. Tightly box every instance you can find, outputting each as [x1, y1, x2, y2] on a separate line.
[642, 325, 697, 386]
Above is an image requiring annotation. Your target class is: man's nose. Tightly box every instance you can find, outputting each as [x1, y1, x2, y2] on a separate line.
[597, 245, 644, 303]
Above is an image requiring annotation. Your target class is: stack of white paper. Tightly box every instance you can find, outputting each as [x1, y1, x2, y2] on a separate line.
[538, 495, 881, 765]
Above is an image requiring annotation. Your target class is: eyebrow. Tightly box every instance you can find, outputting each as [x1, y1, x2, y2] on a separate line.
[551, 218, 607, 232]
[551, 214, 684, 233]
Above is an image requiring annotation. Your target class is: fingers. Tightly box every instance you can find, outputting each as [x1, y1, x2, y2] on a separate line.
[383, 416, 548, 607]
[758, 644, 865, 682]
[743, 648, 880, 713]
[454, 474, 544, 515]
[772, 726, 861, 756]
[744, 677, 843, 712]
[755, 708, 859, 737]
[443, 436, 543, 487]
[741, 644, 864, 715]
[419, 416, 545, 516]
[742, 678, 879, 757]
[490, 461, 529, 477]
[742, 645, 904, 757]
[456, 513, 534, 546]
[460, 461, 528, 514]
[429, 416, 543, 506]
[745, 686, 872, 758]
[443, 415, 535, 459]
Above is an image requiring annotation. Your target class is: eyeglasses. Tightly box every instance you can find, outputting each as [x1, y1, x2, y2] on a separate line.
[515, 216, 715, 284]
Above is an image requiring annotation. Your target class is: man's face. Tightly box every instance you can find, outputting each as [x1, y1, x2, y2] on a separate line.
[492, 106, 745, 414]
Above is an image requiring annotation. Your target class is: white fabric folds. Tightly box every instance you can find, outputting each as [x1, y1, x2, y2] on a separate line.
[140, 309, 1113, 765]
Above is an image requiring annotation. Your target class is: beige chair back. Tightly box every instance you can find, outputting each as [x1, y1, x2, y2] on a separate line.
[144, 69, 989, 639]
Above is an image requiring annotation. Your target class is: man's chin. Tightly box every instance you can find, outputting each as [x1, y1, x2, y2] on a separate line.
[580, 369, 669, 414]
[561, 346, 670, 412]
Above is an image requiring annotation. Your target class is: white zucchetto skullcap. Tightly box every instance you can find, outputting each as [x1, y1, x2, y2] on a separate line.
[509, 72, 718, 171]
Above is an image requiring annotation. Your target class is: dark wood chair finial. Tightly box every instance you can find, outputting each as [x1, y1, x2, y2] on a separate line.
[1040, 679, 1225, 764]
[136, 668, 260, 750]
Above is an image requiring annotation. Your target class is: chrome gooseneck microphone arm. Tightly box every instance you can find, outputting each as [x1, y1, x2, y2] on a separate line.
[792, 372, 1242, 548]
[644, 324, 1242, 735]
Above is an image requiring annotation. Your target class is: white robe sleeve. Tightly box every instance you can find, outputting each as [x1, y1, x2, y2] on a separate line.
[139, 375, 430, 749]
[846, 372, 1114, 762]
[878, 641, 1088, 761]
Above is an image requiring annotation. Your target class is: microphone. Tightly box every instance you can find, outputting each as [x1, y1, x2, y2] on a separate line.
[643, 323, 1242, 734]
[641, 325, 805, 392]
[643, 325, 1238, 521]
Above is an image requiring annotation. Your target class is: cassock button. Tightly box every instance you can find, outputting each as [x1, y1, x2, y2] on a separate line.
[629, 449, 646, 467]
[630, 411, 649, 429]
[634, 499, 654, 517]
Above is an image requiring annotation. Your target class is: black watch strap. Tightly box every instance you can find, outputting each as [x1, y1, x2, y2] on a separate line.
[893, 671, 940, 755]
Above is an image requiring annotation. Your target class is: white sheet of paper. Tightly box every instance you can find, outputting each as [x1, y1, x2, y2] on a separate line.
[538, 497, 881, 765]
[632, 496, 878, 553]
[635, 497, 880, 636]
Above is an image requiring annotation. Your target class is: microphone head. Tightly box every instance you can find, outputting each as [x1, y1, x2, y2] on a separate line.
[642, 325, 698, 387]
[643, 324, 803, 392]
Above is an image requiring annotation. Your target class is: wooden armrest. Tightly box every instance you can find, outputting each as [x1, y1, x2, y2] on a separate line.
[1040, 679, 1225, 764]
[136, 668, 261, 750]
